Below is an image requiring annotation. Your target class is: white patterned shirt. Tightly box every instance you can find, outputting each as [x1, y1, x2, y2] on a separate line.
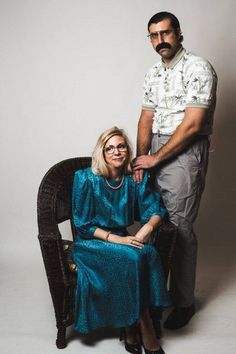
[142, 47, 217, 135]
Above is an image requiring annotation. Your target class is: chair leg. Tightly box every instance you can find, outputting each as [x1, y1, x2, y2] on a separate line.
[56, 325, 67, 349]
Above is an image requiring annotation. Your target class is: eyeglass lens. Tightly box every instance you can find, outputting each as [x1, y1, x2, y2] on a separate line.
[104, 144, 127, 154]
[148, 29, 173, 40]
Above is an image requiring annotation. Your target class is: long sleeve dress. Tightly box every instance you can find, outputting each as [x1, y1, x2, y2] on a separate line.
[72, 167, 171, 334]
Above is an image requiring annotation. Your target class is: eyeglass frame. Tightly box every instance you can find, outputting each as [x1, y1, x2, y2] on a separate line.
[103, 143, 128, 155]
[147, 29, 174, 41]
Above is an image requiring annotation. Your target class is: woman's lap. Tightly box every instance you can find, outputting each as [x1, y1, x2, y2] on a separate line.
[72, 238, 170, 333]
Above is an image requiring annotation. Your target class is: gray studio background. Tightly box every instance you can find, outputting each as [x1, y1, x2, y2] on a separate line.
[1, 0, 236, 353]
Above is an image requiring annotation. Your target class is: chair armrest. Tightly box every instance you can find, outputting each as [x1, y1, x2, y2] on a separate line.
[38, 233, 74, 285]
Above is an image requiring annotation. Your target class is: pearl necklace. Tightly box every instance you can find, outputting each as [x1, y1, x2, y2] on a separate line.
[105, 175, 124, 190]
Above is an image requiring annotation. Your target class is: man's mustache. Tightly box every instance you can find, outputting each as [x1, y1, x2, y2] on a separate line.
[155, 42, 171, 53]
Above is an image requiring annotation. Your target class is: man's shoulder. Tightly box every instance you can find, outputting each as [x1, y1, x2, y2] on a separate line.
[146, 60, 163, 77]
[183, 49, 216, 74]
[184, 49, 206, 63]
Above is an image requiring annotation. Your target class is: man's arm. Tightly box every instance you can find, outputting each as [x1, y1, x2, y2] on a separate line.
[133, 106, 209, 170]
[133, 110, 154, 182]
[136, 109, 154, 155]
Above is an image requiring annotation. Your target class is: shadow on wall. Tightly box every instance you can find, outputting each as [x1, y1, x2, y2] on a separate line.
[195, 78, 236, 308]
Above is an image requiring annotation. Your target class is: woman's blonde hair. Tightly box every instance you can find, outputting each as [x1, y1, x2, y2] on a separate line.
[92, 126, 133, 177]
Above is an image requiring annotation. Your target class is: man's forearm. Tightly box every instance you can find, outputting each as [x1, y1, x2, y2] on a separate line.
[152, 107, 207, 165]
[136, 110, 154, 156]
[133, 107, 207, 171]
[153, 125, 196, 165]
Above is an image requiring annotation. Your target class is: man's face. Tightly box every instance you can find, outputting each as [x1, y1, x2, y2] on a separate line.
[148, 19, 181, 63]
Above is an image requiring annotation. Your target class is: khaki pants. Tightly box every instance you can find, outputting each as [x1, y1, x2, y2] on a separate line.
[151, 134, 210, 307]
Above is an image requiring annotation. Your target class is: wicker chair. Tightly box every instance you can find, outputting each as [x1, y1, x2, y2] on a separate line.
[37, 157, 176, 349]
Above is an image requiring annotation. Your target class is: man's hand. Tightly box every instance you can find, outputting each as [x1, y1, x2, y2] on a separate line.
[133, 155, 157, 170]
[132, 155, 157, 182]
[132, 168, 144, 183]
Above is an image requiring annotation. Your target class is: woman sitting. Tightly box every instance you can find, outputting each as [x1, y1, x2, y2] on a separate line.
[72, 126, 171, 354]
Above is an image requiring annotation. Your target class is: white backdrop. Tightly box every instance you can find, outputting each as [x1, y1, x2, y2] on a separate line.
[1, 1, 236, 353]
[0, 0, 235, 252]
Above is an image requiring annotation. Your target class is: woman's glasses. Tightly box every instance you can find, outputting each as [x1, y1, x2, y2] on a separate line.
[104, 143, 127, 155]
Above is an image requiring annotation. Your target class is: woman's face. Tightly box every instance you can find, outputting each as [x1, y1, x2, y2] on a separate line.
[103, 135, 128, 174]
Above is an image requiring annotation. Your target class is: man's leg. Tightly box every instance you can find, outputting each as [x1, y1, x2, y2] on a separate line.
[151, 134, 209, 328]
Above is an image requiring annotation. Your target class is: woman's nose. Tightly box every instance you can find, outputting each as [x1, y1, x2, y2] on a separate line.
[113, 147, 121, 155]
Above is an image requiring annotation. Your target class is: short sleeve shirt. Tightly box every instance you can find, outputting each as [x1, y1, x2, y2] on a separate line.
[142, 47, 217, 135]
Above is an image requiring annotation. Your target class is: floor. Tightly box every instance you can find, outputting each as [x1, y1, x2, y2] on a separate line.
[1, 233, 236, 354]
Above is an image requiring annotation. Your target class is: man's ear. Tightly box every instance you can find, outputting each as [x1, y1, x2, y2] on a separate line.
[177, 28, 183, 42]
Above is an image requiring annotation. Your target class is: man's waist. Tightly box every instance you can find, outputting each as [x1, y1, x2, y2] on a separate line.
[152, 118, 213, 136]
[153, 132, 210, 141]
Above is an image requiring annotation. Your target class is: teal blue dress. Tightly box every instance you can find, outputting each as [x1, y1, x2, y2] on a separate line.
[72, 167, 171, 334]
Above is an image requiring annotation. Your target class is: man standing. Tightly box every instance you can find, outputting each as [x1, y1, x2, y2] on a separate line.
[133, 12, 217, 330]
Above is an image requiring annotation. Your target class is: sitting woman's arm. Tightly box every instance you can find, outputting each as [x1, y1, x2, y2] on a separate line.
[93, 228, 144, 249]
[134, 172, 166, 244]
[93, 213, 161, 248]
[134, 215, 161, 243]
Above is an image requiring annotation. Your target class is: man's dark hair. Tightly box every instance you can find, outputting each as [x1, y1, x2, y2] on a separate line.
[148, 11, 183, 42]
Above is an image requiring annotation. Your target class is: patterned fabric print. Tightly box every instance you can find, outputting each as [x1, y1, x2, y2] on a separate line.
[72, 168, 170, 333]
[142, 47, 217, 135]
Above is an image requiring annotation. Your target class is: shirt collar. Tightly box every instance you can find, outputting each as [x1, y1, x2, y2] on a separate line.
[162, 46, 186, 69]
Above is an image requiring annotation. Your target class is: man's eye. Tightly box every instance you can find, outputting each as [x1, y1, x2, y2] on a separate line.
[163, 30, 172, 36]
[151, 34, 158, 39]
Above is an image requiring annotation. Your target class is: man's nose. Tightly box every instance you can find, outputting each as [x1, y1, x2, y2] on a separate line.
[157, 32, 165, 43]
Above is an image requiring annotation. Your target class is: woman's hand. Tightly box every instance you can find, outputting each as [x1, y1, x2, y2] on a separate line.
[108, 234, 144, 249]
[94, 228, 143, 248]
